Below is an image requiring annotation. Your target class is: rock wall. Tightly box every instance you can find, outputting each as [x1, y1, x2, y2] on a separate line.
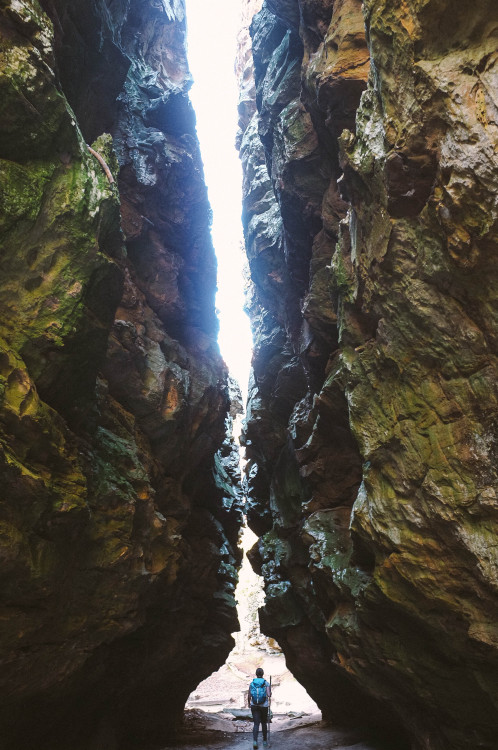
[240, 1, 498, 748]
[0, 1, 242, 748]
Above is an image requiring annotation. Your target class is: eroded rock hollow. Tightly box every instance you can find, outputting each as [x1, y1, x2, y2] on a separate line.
[0, 2, 242, 748]
[239, 0, 498, 748]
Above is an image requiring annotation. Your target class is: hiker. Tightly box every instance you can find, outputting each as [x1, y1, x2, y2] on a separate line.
[248, 667, 271, 749]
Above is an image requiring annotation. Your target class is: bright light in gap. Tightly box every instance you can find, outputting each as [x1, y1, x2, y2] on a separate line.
[185, 0, 251, 400]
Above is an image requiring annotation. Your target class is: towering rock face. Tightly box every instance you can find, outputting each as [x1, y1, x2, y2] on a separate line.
[236, 0, 264, 146]
[241, 0, 498, 748]
[0, 2, 242, 748]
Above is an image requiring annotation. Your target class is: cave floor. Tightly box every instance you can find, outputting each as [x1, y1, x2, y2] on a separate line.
[166, 712, 385, 750]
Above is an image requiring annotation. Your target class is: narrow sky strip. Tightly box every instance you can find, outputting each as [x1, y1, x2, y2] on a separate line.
[184, 0, 251, 398]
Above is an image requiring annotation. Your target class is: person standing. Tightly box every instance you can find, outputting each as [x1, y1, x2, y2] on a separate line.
[248, 667, 271, 749]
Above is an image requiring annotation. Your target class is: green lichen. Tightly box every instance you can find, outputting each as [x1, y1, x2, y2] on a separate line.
[0, 159, 53, 235]
[330, 244, 355, 300]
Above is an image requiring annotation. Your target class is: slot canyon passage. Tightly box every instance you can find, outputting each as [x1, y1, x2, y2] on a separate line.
[0, 0, 498, 748]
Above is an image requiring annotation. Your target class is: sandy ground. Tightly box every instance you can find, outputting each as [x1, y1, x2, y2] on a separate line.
[186, 652, 318, 718]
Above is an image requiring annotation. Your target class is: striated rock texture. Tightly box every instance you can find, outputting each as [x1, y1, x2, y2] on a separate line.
[0, 1, 242, 748]
[241, 0, 498, 748]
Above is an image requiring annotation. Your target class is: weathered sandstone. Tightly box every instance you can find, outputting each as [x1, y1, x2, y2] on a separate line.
[0, 1, 242, 748]
[240, 0, 498, 748]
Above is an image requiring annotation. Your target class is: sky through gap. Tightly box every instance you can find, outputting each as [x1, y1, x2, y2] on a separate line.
[184, 0, 251, 399]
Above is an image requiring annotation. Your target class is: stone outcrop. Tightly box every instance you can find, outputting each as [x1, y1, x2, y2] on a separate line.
[0, 2, 242, 748]
[240, 1, 498, 748]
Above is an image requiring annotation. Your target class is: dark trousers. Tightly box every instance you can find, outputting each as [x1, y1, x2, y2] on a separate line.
[251, 705, 268, 741]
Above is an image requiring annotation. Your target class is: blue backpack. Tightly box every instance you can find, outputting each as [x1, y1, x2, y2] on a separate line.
[250, 677, 267, 705]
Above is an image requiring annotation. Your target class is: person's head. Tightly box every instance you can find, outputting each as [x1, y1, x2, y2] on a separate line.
[256, 667, 264, 678]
